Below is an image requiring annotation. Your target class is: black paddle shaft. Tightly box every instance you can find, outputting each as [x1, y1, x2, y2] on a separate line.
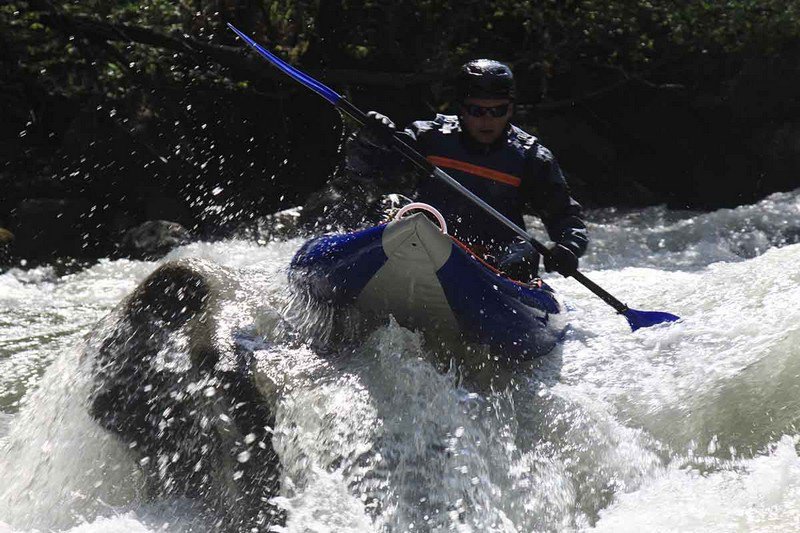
[336, 99, 631, 315]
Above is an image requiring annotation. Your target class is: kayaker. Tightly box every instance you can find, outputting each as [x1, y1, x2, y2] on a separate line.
[346, 59, 588, 281]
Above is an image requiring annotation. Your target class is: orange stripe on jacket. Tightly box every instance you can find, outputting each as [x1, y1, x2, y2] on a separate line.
[426, 156, 522, 187]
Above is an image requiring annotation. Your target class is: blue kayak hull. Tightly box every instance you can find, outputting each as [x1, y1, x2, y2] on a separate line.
[289, 214, 566, 358]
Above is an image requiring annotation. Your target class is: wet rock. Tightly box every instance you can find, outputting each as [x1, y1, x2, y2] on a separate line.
[761, 120, 800, 194]
[240, 206, 304, 242]
[299, 172, 413, 234]
[0, 227, 13, 267]
[10, 197, 91, 260]
[300, 176, 387, 231]
[607, 179, 658, 207]
[120, 220, 191, 260]
[89, 259, 283, 530]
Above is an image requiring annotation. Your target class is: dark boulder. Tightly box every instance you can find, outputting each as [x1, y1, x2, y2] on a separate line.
[299, 176, 388, 231]
[10, 197, 91, 261]
[120, 220, 191, 260]
[0, 227, 13, 268]
[299, 169, 414, 234]
[89, 259, 283, 530]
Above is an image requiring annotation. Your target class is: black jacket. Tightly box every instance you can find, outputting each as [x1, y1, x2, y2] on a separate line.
[346, 114, 588, 260]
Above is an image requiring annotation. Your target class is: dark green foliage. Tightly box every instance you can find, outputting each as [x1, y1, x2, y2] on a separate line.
[1, 1, 800, 261]
[5, 1, 799, 110]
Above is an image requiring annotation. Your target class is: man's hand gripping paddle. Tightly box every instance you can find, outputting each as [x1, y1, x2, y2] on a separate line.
[226, 23, 680, 331]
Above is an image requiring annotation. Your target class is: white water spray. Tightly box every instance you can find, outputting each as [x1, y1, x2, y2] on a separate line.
[0, 189, 799, 531]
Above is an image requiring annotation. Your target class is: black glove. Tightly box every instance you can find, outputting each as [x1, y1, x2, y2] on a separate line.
[543, 243, 579, 277]
[498, 240, 538, 282]
[360, 111, 396, 147]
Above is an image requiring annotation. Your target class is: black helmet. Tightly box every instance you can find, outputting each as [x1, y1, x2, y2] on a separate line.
[456, 59, 515, 100]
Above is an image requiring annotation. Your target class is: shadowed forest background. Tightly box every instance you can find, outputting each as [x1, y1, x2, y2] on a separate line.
[1, 0, 799, 261]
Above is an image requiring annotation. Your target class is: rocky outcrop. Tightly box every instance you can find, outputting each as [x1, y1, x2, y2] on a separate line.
[9, 198, 91, 261]
[89, 259, 283, 530]
[119, 220, 191, 260]
[0, 227, 13, 243]
[0, 227, 13, 267]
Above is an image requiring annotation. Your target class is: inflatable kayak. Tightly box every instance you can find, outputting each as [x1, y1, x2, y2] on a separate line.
[289, 204, 567, 358]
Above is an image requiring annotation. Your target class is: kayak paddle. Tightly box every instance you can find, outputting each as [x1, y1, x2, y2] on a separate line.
[226, 23, 680, 331]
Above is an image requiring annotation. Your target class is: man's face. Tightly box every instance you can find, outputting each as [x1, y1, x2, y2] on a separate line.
[459, 97, 512, 145]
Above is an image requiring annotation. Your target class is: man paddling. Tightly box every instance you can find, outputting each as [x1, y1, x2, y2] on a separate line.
[346, 59, 588, 281]
[228, 23, 678, 330]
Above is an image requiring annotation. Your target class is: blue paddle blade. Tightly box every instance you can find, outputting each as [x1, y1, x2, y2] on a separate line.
[623, 308, 680, 331]
[226, 23, 342, 105]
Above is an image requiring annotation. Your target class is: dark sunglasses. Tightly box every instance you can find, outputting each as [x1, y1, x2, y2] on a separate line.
[462, 103, 510, 118]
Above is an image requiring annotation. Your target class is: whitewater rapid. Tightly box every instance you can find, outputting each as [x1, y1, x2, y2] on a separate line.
[1, 190, 800, 532]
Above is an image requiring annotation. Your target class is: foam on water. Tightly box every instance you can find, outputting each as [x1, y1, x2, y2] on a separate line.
[0, 260, 155, 411]
[572, 189, 800, 271]
[1, 189, 799, 531]
[554, 242, 800, 457]
[592, 435, 800, 532]
[0, 330, 143, 531]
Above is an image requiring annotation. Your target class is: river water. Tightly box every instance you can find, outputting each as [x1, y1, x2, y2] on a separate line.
[1, 190, 800, 532]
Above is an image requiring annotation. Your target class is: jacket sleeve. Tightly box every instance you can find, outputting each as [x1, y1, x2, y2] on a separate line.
[343, 119, 429, 190]
[522, 143, 589, 257]
[343, 124, 402, 183]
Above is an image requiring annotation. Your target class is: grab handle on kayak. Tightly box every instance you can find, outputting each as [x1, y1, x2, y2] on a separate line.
[394, 203, 448, 235]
